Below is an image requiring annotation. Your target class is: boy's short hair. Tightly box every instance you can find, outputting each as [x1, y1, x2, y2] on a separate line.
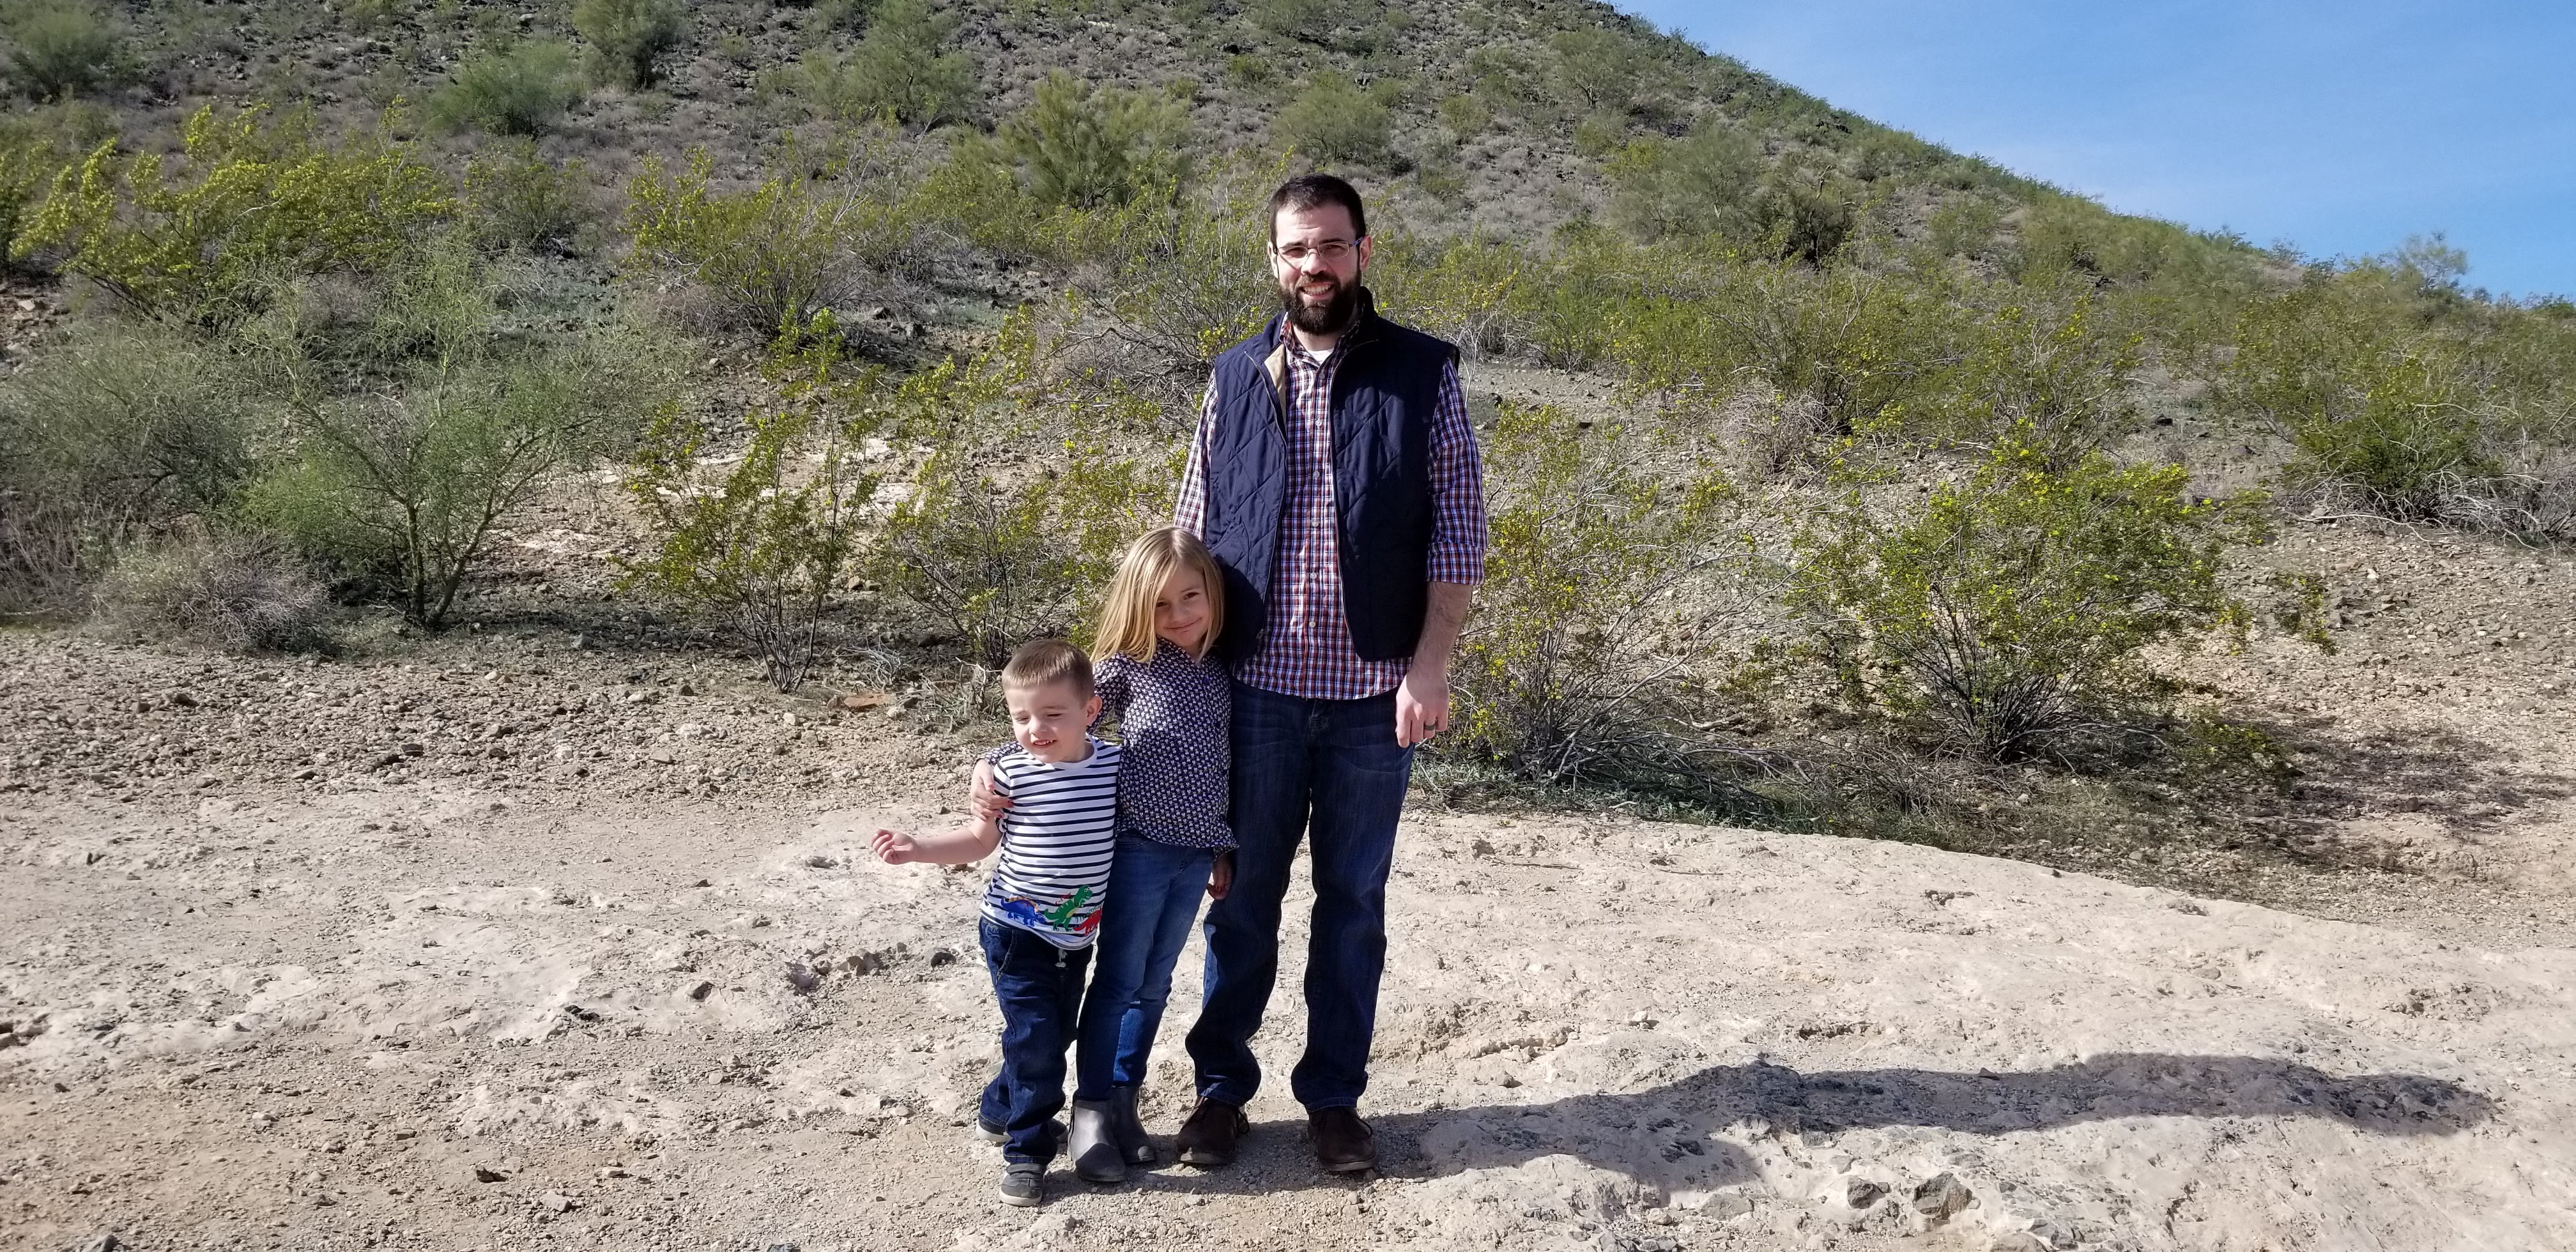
[1000, 638, 1093, 699]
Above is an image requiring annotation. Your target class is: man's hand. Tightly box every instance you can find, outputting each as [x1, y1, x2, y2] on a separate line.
[1208, 850, 1234, 901]
[868, 828, 919, 866]
[1395, 660, 1451, 749]
[967, 760, 1010, 822]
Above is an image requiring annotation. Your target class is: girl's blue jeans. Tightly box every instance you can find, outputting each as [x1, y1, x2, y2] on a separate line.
[1073, 832, 1216, 1101]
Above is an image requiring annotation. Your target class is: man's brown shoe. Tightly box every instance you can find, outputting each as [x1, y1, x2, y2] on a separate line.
[1308, 1106, 1376, 1173]
[1173, 1098, 1248, 1168]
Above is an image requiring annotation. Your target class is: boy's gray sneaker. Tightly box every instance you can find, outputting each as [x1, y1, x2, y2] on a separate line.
[1108, 1085, 1157, 1166]
[1068, 1099, 1127, 1184]
[997, 1161, 1045, 1207]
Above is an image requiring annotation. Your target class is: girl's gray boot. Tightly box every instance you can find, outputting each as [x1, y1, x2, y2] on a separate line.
[1068, 1099, 1127, 1184]
[1110, 1085, 1157, 1166]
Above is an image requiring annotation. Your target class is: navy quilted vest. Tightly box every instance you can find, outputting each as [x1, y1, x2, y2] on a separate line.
[1199, 291, 1458, 666]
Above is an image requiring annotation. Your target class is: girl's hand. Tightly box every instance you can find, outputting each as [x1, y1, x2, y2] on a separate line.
[869, 828, 919, 865]
[968, 761, 1011, 822]
[1208, 850, 1234, 901]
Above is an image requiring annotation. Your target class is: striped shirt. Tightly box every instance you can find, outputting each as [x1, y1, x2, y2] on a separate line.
[1175, 317, 1488, 701]
[979, 737, 1121, 950]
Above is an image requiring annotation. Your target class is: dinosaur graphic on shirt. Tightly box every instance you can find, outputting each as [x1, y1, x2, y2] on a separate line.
[992, 886, 1103, 935]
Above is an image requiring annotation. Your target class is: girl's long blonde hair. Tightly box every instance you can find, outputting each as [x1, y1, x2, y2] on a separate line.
[1092, 527, 1225, 664]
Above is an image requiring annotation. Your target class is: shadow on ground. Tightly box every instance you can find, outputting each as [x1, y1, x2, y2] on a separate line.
[1141, 1053, 2496, 1199]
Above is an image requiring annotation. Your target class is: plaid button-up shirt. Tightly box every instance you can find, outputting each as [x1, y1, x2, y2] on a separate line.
[1174, 324, 1487, 701]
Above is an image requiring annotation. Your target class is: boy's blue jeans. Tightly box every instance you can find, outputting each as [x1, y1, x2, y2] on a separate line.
[1186, 681, 1413, 1111]
[977, 917, 1091, 1164]
[1073, 833, 1216, 1101]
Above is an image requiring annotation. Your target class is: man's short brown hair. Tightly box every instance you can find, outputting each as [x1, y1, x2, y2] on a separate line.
[1267, 173, 1367, 243]
[1000, 638, 1093, 699]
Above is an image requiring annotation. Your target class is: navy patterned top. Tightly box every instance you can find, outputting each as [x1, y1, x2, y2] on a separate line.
[985, 646, 1234, 850]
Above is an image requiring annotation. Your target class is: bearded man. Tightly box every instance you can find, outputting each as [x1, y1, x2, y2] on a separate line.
[1170, 174, 1488, 1173]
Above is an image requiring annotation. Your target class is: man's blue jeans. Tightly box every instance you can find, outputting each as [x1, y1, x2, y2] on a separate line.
[1074, 833, 1216, 1100]
[977, 917, 1091, 1164]
[1186, 680, 1413, 1111]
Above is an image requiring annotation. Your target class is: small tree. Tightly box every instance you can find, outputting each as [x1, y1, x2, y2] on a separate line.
[795, 0, 972, 134]
[429, 41, 584, 135]
[1606, 124, 1762, 243]
[1275, 72, 1390, 166]
[247, 251, 664, 627]
[624, 316, 878, 691]
[1786, 434, 2295, 761]
[990, 71, 1187, 210]
[571, 0, 686, 89]
[3, 0, 122, 100]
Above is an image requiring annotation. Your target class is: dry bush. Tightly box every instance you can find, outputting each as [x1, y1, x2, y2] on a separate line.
[93, 533, 327, 652]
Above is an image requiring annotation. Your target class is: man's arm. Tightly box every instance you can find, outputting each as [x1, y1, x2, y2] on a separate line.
[1395, 582, 1473, 748]
[1395, 362, 1488, 749]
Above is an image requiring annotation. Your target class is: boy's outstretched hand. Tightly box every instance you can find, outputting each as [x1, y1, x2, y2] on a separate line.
[869, 828, 919, 865]
[1208, 850, 1234, 901]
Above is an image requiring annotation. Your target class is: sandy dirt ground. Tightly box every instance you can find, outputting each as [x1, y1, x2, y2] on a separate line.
[3, 781, 2570, 1252]
[5, 517, 2576, 1252]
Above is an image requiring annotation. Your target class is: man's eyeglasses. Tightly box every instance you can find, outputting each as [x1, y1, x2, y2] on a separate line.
[1273, 239, 1361, 264]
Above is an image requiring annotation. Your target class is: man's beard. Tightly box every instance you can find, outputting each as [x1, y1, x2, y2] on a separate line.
[1280, 272, 1361, 337]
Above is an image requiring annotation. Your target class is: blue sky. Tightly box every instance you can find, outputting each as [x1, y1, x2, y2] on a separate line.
[1616, 1, 2576, 299]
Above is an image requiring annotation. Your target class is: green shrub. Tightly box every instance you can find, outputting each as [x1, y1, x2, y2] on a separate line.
[1450, 401, 1740, 790]
[93, 533, 328, 652]
[1065, 169, 1276, 397]
[463, 137, 597, 254]
[1224, 54, 1272, 88]
[0, 118, 72, 265]
[624, 148, 914, 335]
[870, 307, 1172, 665]
[429, 40, 583, 135]
[988, 71, 1187, 210]
[1924, 194, 2002, 260]
[15, 105, 454, 322]
[1371, 231, 1526, 361]
[1248, 0, 1350, 45]
[1749, 156, 1859, 263]
[1605, 124, 1761, 243]
[1611, 256, 1952, 459]
[1787, 434, 2280, 760]
[1435, 93, 1489, 139]
[571, 0, 685, 88]
[1548, 27, 1648, 117]
[1275, 72, 1390, 166]
[795, 0, 972, 133]
[2219, 273, 2485, 523]
[0, 325, 257, 608]
[249, 249, 670, 626]
[4, 0, 123, 101]
[1882, 278, 2143, 465]
[624, 316, 878, 691]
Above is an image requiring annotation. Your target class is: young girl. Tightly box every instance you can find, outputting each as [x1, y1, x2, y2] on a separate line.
[975, 527, 1234, 1186]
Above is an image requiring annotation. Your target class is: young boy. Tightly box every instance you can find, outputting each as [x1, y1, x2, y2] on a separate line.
[869, 639, 1120, 1207]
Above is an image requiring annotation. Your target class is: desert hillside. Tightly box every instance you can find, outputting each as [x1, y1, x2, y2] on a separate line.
[4, 0, 2575, 1247]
